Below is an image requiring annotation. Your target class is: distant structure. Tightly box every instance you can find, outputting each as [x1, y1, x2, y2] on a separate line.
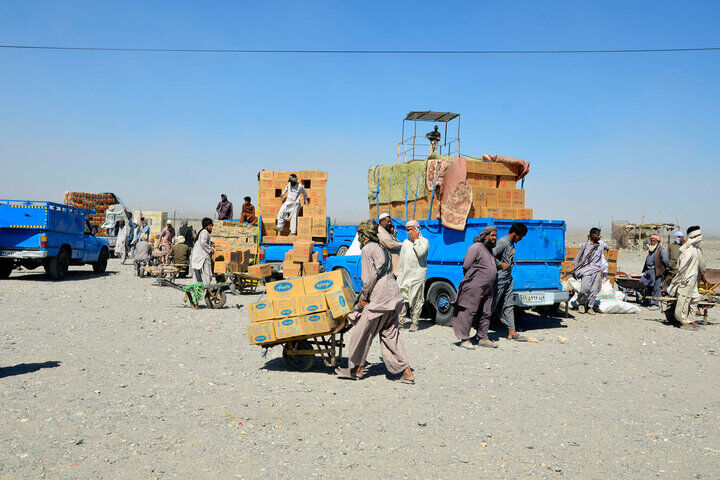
[611, 220, 680, 250]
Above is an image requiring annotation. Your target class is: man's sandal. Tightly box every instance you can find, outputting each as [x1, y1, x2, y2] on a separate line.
[509, 334, 529, 342]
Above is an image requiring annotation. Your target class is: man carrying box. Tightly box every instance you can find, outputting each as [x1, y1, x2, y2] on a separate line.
[336, 220, 415, 384]
[275, 174, 309, 235]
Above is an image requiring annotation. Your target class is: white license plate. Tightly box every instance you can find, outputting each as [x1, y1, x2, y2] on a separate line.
[519, 293, 546, 304]
[0, 250, 24, 257]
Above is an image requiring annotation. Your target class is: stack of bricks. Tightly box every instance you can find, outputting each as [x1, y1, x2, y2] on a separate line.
[282, 241, 320, 278]
[369, 158, 533, 221]
[212, 221, 260, 274]
[562, 247, 619, 285]
[259, 170, 328, 244]
[246, 270, 356, 345]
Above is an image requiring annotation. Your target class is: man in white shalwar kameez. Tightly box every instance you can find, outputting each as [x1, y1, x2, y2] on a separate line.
[115, 219, 129, 264]
[191, 217, 214, 286]
[668, 226, 707, 330]
[397, 220, 429, 332]
[275, 174, 308, 235]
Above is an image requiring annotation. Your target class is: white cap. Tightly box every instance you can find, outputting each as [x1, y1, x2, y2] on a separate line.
[378, 213, 390, 220]
[166, 220, 172, 225]
[406, 220, 420, 229]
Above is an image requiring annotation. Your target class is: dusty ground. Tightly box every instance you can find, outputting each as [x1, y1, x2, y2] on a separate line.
[1, 250, 719, 479]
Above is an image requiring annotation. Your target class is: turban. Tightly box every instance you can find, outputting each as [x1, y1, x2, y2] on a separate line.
[176, 236, 185, 244]
[201, 217, 213, 229]
[650, 234, 661, 243]
[357, 220, 379, 247]
[473, 225, 497, 243]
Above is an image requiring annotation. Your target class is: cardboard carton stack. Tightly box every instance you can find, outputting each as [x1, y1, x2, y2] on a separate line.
[131, 210, 168, 236]
[212, 220, 260, 274]
[562, 247, 619, 285]
[282, 241, 321, 278]
[246, 270, 356, 345]
[369, 158, 533, 221]
[259, 170, 328, 243]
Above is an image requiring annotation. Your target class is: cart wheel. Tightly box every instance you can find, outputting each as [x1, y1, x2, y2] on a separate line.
[282, 340, 315, 372]
[205, 288, 227, 309]
[216, 274, 226, 283]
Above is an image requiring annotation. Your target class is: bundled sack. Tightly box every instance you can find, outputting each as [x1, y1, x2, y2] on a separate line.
[368, 161, 427, 205]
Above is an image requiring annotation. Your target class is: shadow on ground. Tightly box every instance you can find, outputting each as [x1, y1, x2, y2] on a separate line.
[0, 361, 61, 379]
[6, 270, 117, 282]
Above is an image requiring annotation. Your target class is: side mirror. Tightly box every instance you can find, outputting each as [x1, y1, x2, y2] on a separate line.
[91, 226, 98, 235]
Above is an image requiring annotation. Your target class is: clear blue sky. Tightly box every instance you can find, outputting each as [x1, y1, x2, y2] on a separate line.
[1, 1, 719, 231]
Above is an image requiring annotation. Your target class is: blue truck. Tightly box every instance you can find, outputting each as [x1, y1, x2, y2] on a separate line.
[259, 216, 357, 276]
[325, 217, 569, 325]
[0, 200, 110, 280]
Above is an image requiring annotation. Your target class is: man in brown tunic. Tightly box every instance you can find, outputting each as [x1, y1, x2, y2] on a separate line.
[378, 213, 402, 275]
[239, 196, 258, 224]
[451, 225, 498, 349]
[336, 220, 415, 383]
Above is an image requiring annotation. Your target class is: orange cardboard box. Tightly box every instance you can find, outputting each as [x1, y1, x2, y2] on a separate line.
[497, 189, 514, 208]
[248, 264, 272, 278]
[511, 189, 525, 207]
[213, 260, 229, 274]
[283, 261, 302, 278]
[497, 175, 517, 189]
[516, 208, 533, 220]
[259, 170, 274, 180]
[466, 159, 495, 175]
[468, 174, 497, 189]
[292, 241, 314, 262]
[490, 163, 521, 177]
[304, 262, 320, 275]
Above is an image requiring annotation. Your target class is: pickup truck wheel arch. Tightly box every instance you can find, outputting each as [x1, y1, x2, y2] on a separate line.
[335, 245, 349, 256]
[425, 280, 457, 327]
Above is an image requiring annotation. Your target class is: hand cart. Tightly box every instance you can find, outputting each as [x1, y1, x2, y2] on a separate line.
[259, 319, 352, 372]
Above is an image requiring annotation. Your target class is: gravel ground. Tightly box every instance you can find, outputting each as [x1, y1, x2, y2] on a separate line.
[1, 252, 719, 479]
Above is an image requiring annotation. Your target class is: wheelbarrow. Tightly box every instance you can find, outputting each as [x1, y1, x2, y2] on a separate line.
[158, 278, 228, 309]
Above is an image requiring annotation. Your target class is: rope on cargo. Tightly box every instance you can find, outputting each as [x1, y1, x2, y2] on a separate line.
[387, 165, 393, 216]
[412, 168, 421, 220]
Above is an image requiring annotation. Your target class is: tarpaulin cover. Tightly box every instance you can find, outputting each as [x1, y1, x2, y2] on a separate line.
[368, 161, 427, 205]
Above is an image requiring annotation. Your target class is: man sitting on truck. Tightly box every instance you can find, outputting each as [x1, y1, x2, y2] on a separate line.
[275, 174, 308, 235]
[240, 196, 258, 225]
[451, 225, 498, 349]
[572, 227, 610, 315]
[492, 223, 528, 341]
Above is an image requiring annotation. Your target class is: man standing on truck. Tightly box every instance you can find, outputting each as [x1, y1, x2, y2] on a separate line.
[275, 174, 308, 235]
[191, 218, 214, 285]
[216, 194, 233, 220]
[397, 220, 429, 332]
[240, 197, 258, 225]
[336, 220, 415, 384]
[451, 225, 498, 349]
[492, 223, 528, 341]
[572, 227, 610, 315]
[378, 213, 402, 275]
[425, 125, 441, 154]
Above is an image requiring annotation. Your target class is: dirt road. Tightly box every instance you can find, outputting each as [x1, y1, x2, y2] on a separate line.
[1, 259, 718, 479]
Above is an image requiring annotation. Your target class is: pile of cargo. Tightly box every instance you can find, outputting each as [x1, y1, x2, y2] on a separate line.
[281, 241, 320, 278]
[63, 192, 119, 229]
[259, 170, 328, 243]
[247, 270, 356, 345]
[132, 210, 168, 236]
[368, 158, 533, 222]
[212, 221, 260, 274]
[562, 247, 619, 285]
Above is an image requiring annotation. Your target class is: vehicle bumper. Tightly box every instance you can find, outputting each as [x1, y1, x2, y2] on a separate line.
[513, 290, 569, 307]
[0, 249, 48, 259]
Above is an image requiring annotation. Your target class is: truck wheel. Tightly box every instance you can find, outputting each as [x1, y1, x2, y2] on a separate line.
[426, 281, 456, 326]
[335, 267, 354, 289]
[335, 245, 349, 256]
[0, 260, 12, 279]
[47, 250, 70, 280]
[92, 249, 109, 274]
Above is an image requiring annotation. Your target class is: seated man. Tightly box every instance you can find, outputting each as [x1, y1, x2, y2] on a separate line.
[167, 236, 191, 277]
[240, 196, 258, 224]
[133, 233, 153, 275]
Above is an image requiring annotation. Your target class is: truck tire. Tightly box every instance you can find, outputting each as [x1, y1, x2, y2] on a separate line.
[92, 248, 109, 274]
[426, 281, 456, 326]
[47, 250, 70, 280]
[0, 260, 12, 279]
[335, 245, 349, 256]
[334, 267, 354, 289]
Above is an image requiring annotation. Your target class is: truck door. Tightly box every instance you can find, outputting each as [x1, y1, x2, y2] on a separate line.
[83, 220, 100, 262]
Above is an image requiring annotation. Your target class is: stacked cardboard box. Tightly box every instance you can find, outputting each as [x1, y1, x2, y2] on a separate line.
[562, 247, 619, 285]
[246, 270, 356, 345]
[368, 158, 533, 222]
[131, 210, 168, 236]
[212, 220, 260, 274]
[282, 241, 321, 278]
[259, 170, 328, 243]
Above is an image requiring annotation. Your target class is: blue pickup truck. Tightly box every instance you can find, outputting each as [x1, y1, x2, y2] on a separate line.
[259, 216, 357, 276]
[0, 200, 110, 280]
[325, 217, 569, 325]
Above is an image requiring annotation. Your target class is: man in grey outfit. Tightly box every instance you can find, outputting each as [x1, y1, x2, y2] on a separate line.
[492, 223, 528, 341]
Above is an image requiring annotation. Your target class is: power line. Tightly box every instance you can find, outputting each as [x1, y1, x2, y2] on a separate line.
[0, 44, 719, 55]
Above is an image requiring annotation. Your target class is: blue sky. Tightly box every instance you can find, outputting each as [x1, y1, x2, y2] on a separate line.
[1, 1, 719, 231]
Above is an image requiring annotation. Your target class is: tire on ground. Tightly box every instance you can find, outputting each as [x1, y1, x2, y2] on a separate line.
[92, 248, 109, 274]
[47, 249, 70, 280]
[426, 280, 456, 326]
[0, 260, 12, 279]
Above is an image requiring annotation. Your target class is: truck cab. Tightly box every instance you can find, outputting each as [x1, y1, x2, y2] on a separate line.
[0, 200, 110, 280]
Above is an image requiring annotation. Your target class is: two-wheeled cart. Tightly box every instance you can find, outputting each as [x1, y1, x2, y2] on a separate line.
[259, 319, 352, 371]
